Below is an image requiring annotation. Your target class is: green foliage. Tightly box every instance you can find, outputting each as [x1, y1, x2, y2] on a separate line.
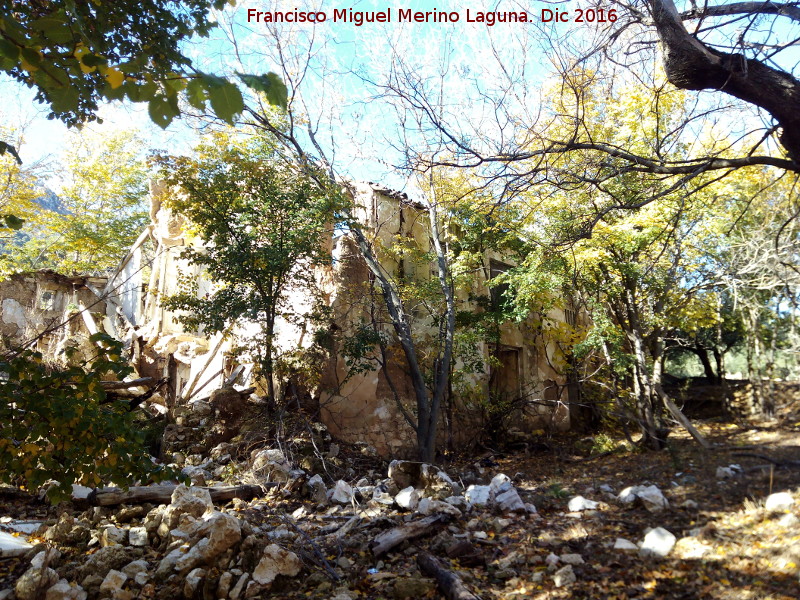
[0, 0, 284, 133]
[590, 433, 619, 454]
[0, 333, 174, 502]
[3, 129, 150, 275]
[342, 322, 386, 379]
[0, 122, 42, 235]
[546, 482, 570, 499]
[156, 130, 343, 400]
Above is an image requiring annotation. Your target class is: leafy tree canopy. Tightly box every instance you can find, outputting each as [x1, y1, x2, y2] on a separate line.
[156, 129, 343, 401]
[0, 0, 287, 151]
[0, 333, 175, 502]
[1, 128, 150, 275]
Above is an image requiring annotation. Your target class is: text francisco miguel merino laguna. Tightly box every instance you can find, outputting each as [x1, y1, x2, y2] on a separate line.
[247, 7, 539, 26]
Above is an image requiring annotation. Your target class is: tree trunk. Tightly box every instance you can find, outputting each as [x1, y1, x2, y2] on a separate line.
[630, 331, 667, 449]
[649, 0, 800, 163]
[424, 197, 456, 463]
[694, 347, 717, 382]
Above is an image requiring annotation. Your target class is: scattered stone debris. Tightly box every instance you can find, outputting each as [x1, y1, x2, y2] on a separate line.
[567, 495, 599, 512]
[765, 491, 795, 511]
[639, 527, 676, 557]
[617, 484, 669, 512]
[552, 564, 576, 587]
[715, 464, 743, 479]
[613, 537, 639, 552]
[4, 408, 800, 600]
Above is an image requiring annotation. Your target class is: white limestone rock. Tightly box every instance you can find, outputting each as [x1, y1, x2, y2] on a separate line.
[372, 487, 395, 505]
[639, 527, 676, 557]
[217, 572, 233, 599]
[552, 564, 576, 587]
[184, 568, 206, 597]
[618, 485, 669, 512]
[174, 511, 242, 574]
[765, 492, 795, 511]
[395, 486, 420, 510]
[16, 567, 59, 600]
[491, 475, 526, 513]
[568, 496, 599, 512]
[417, 497, 462, 518]
[99, 570, 127, 595]
[330, 480, 354, 504]
[121, 560, 148, 579]
[128, 527, 148, 547]
[229, 573, 249, 600]
[465, 485, 492, 507]
[0, 530, 33, 557]
[0, 519, 43, 535]
[444, 496, 468, 510]
[613, 538, 639, 552]
[252, 544, 302, 585]
[45, 580, 87, 600]
[100, 526, 127, 547]
[182, 466, 209, 486]
[306, 474, 328, 504]
[30, 548, 60, 569]
[715, 464, 743, 479]
[162, 485, 213, 530]
[637, 485, 669, 512]
[252, 449, 292, 482]
[156, 546, 189, 579]
[560, 553, 584, 565]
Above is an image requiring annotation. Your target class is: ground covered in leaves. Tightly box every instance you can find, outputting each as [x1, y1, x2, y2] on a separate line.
[2, 407, 800, 600]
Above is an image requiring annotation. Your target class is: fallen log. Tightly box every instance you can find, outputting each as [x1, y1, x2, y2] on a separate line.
[417, 552, 481, 600]
[371, 514, 448, 557]
[80, 483, 275, 507]
[100, 377, 155, 390]
[655, 384, 711, 449]
[731, 452, 800, 468]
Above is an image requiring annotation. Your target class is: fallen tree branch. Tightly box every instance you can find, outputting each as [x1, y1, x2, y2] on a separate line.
[655, 384, 711, 449]
[100, 377, 155, 390]
[371, 515, 448, 557]
[730, 452, 800, 468]
[417, 552, 481, 600]
[280, 515, 341, 582]
[80, 483, 276, 506]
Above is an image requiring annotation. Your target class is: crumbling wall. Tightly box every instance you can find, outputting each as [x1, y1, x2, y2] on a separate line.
[314, 188, 576, 456]
[0, 271, 107, 362]
[108, 182, 578, 457]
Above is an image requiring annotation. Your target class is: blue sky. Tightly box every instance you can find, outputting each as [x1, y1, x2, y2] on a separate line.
[1, 0, 564, 191]
[3, 0, 796, 194]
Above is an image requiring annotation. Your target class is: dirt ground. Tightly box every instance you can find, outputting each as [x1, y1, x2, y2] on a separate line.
[2, 406, 800, 600]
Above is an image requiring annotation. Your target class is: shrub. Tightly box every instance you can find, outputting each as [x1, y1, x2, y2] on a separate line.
[0, 333, 173, 502]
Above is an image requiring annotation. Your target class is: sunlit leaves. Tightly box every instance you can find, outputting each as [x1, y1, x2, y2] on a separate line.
[238, 72, 288, 110]
[0, 334, 174, 503]
[155, 129, 344, 399]
[204, 76, 245, 125]
[0, 1, 286, 132]
[3, 128, 150, 275]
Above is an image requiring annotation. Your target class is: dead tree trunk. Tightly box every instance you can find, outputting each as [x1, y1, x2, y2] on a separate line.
[80, 484, 273, 506]
[417, 552, 481, 600]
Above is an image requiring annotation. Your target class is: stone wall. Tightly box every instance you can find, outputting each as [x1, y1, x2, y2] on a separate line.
[0, 270, 107, 362]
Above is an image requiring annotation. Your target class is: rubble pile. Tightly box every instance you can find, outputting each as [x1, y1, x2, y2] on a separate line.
[3, 425, 800, 599]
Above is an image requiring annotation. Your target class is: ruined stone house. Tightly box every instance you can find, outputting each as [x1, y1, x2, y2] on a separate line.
[0, 270, 108, 359]
[1, 182, 581, 457]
